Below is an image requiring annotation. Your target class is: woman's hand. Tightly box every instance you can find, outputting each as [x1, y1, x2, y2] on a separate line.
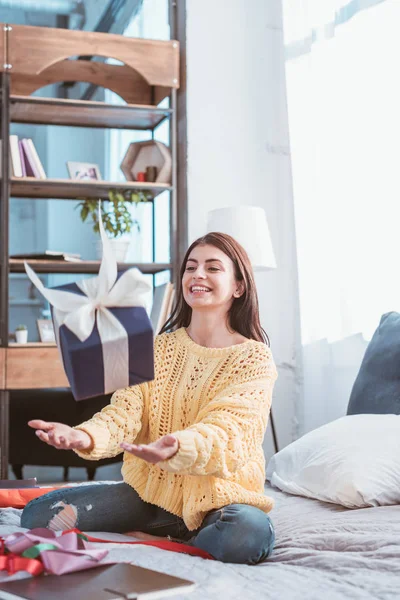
[120, 434, 178, 464]
[28, 420, 93, 451]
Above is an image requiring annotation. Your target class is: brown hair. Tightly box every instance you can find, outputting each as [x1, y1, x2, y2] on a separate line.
[159, 232, 270, 345]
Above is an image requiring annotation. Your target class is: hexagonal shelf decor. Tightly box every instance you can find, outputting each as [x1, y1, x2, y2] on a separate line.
[120, 140, 172, 184]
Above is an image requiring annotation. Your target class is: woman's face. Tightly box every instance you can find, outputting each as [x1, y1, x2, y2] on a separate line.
[182, 244, 243, 313]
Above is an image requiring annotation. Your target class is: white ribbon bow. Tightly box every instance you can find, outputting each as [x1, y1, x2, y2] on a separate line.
[25, 211, 152, 395]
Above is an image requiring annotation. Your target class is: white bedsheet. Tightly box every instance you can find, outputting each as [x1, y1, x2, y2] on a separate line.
[1, 483, 399, 599]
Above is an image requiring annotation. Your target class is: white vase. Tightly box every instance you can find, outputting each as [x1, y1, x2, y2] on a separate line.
[15, 330, 28, 344]
[95, 237, 131, 263]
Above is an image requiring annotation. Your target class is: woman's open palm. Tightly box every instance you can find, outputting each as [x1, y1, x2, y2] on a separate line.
[120, 434, 178, 463]
[28, 420, 92, 451]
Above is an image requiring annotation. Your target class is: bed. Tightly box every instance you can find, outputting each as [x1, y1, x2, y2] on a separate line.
[1, 481, 399, 600]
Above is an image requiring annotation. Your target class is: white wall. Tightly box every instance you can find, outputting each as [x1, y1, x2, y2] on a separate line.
[186, 0, 302, 454]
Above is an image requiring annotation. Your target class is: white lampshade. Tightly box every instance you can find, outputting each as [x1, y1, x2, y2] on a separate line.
[206, 206, 277, 271]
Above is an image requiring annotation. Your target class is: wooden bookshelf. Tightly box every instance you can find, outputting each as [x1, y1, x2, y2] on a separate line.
[9, 259, 173, 274]
[11, 177, 172, 200]
[0, 22, 184, 478]
[8, 342, 56, 347]
[5, 346, 68, 389]
[10, 96, 172, 131]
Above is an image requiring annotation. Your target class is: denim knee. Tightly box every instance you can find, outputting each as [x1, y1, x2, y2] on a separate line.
[194, 504, 275, 565]
[222, 504, 275, 564]
[21, 488, 67, 530]
[21, 496, 48, 529]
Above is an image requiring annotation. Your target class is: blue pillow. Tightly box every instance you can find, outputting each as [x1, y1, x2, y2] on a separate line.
[347, 312, 400, 415]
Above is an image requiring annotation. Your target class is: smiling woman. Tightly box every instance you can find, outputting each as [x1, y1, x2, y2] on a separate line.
[22, 232, 278, 565]
[160, 231, 270, 347]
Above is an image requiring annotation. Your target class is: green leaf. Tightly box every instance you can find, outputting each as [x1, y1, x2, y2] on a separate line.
[80, 205, 89, 221]
[77, 189, 143, 238]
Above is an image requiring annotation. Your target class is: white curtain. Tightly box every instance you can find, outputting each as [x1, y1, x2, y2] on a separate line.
[282, 0, 400, 432]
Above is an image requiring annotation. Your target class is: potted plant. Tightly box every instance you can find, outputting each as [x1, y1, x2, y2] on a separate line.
[77, 189, 151, 262]
[15, 324, 28, 344]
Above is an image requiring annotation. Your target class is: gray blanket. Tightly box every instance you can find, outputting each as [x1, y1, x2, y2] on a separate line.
[1, 483, 399, 599]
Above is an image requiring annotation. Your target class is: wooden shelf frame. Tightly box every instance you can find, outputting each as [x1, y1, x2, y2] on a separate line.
[10, 95, 172, 131]
[0, 19, 187, 479]
[5, 24, 179, 105]
[9, 260, 173, 275]
[10, 177, 172, 200]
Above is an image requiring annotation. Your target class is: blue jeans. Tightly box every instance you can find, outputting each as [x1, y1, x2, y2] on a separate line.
[21, 482, 275, 564]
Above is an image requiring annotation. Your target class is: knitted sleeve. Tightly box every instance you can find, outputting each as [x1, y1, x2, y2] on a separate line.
[73, 383, 146, 461]
[158, 347, 277, 478]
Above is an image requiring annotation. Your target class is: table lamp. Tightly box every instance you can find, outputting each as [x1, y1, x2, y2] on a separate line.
[206, 206, 276, 271]
[206, 206, 279, 453]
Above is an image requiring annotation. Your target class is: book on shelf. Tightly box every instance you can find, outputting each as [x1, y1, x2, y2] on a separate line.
[18, 140, 26, 176]
[10, 251, 82, 263]
[8, 135, 47, 179]
[0, 562, 196, 600]
[26, 138, 47, 179]
[20, 138, 37, 177]
[9, 135, 23, 177]
[150, 282, 174, 335]
[21, 137, 47, 179]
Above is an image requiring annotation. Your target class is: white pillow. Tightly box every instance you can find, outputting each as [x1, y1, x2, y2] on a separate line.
[266, 414, 400, 508]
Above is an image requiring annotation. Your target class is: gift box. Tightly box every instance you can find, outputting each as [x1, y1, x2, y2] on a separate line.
[25, 212, 154, 401]
[52, 281, 154, 400]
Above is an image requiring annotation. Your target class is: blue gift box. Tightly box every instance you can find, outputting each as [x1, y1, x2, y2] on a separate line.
[52, 280, 154, 401]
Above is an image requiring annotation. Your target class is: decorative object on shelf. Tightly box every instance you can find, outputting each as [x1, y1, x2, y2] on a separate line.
[67, 161, 102, 181]
[37, 319, 56, 343]
[95, 231, 139, 263]
[146, 165, 158, 182]
[15, 324, 28, 344]
[120, 140, 172, 184]
[137, 172, 146, 182]
[78, 190, 148, 262]
[24, 211, 154, 401]
[77, 190, 149, 237]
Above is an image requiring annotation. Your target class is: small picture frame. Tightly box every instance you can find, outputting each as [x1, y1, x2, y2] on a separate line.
[37, 319, 56, 343]
[67, 161, 102, 181]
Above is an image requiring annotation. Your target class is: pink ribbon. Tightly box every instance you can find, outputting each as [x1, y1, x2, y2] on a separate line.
[3, 529, 108, 576]
[1, 526, 213, 580]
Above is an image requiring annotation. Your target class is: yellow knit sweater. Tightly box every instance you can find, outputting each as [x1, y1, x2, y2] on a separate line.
[75, 328, 278, 530]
